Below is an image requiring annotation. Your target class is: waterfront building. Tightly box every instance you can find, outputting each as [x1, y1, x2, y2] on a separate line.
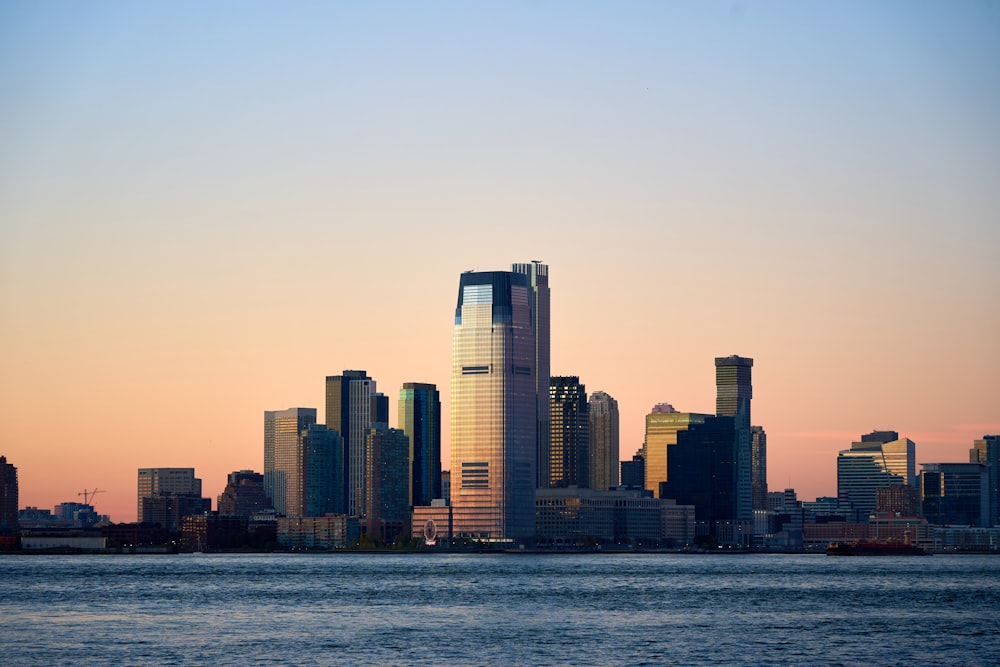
[264, 408, 317, 513]
[837, 431, 916, 519]
[970, 435, 1000, 526]
[751, 426, 768, 511]
[660, 414, 743, 544]
[876, 484, 920, 517]
[921, 462, 989, 527]
[620, 452, 645, 489]
[715, 355, 753, 523]
[399, 383, 441, 507]
[302, 424, 344, 518]
[643, 404, 712, 498]
[588, 391, 620, 490]
[450, 269, 537, 543]
[137, 468, 205, 522]
[181, 514, 248, 552]
[511, 261, 551, 490]
[140, 493, 211, 534]
[0, 456, 17, 540]
[326, 371, 378, 516]
[277, 514, 359, 550]
[364, 424, 410, 544]
[217, 471, 272, 517]
[549, 376, 589, 488]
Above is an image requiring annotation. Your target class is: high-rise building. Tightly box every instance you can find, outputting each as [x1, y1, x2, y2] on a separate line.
[399, 383, 442, 507]
[217, 471, 272, 517]
[549, 376, 589, 488]
[588, 391, 620, 491]
[371, 392, 389, 426]
[137, 468, 203, 520]
[715, 355, 753, 522]
[137, 468, 210, 532]
[751, 426, 768, 511]
[921, 463, 989, 527]
[264, 408, 317, 516]
[643, 404, 712, 498]
[837, 431, 916, 519]
[660, 415, 741, 543]
[512, 261, 550, 489]
[326, 371, 378, 516]
[0, 456, 18, 538]
[970, 435, 999, 527]
[364, 424, 411, 544]
[302, 424, 344, 518]
[451, 269, 537, 542]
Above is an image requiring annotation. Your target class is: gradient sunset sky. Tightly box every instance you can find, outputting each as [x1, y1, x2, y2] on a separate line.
[2, 2, 998, 522]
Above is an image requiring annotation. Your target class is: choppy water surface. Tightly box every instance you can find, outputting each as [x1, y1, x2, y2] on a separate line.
[1, 553, 998, 666]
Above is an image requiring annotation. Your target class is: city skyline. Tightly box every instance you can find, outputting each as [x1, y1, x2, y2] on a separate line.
[1, 3, 998, 522]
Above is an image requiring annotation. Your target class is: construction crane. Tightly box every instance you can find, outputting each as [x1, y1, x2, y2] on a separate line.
[78, 488, 105, 505]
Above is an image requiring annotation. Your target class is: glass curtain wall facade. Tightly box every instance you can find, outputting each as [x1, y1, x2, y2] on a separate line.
[715, 355, 753, 522]
[326, 371, 376, 516]
[970, 435, 999, 527]
[512, 262, 550, 490]
[399, 383, 442, 507]
[451, 270, 537, 542]
[643, 405, 710, 498]
[921, 463, 989, 527]
[264, 408, 317, 516]
[837, 432, 916, 519]
[549, 376, 589, 488]
[588, 391, 620, 490]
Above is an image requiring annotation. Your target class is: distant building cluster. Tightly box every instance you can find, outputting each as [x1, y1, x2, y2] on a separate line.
[2, 264, 998, 553]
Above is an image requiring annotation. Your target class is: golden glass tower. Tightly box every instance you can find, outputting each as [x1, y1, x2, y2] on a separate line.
[450, 270, 538, 542]
[643, 404, 711, 498]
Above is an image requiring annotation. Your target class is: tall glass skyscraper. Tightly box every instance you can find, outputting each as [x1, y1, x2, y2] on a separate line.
[512, 262, 550, 489]
[970, 435, 1000, 527]
[549, 376, 589, 488]
[715, 355, 754, 522]
[837, 431, 916, 519]
[451, 269, 538, 542]
[588, 391, 620, 490]
[326, 371, 377, 516]
[399, 382, 441, 507]
[263, 408, 317, 516]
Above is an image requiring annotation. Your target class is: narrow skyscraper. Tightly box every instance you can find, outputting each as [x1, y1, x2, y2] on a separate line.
[751, 426, 768, 512]
[0, 456, 18, 539]
[715, 355, 754, 523]
[399, 383, 442, 507]
[588, 391, 620, 490]
[512, 261, 550, 489]
[451, 269, 537, 543]
[549, 376, 589, 488]
[326, 371, 377, 516]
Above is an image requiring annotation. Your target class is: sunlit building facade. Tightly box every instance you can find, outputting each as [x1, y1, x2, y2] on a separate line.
[137, 468, 204, 521]
[451, 270, 537, 542]
[643, 404, 711, 498]
[549, 376, 589, 488]
[263, 408, 317, 516]
[837, 431, 916, 520]
[399, 383, 441, 507]
[512, 261, 550, 489]
[588, 391, 620, 491]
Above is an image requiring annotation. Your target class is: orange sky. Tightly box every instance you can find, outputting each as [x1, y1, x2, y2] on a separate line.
[1, 3, 998, 522]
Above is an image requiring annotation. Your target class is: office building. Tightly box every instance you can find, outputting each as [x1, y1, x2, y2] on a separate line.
[660, 415, 741, 543]
[715, 355, 753, 522]
[399, 383, 442, 507]
[264, 408, 317, 516]
[450, 269, 537, 542]
[588, 391, 620, 490]
[921, 463, 989, 527]
[512, 261, 551, 489]
[971, 435, 1000, 526]
[751, 426, 768, 511]
[137, 468, 205, 522]
[621, 452, 645, 489]
[302, 424, 344, 518]
[549, 376, 589, 488]
[326, 371, 378, 516]
[0, 456, 17, 539]
[217, 471, 272, 517]
[837, 431, 916, 519]
[643, 404, 712, 498]
[364, 424, 410, 544]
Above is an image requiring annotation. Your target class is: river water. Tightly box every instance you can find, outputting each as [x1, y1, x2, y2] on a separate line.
[1, 553, 997, 666]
